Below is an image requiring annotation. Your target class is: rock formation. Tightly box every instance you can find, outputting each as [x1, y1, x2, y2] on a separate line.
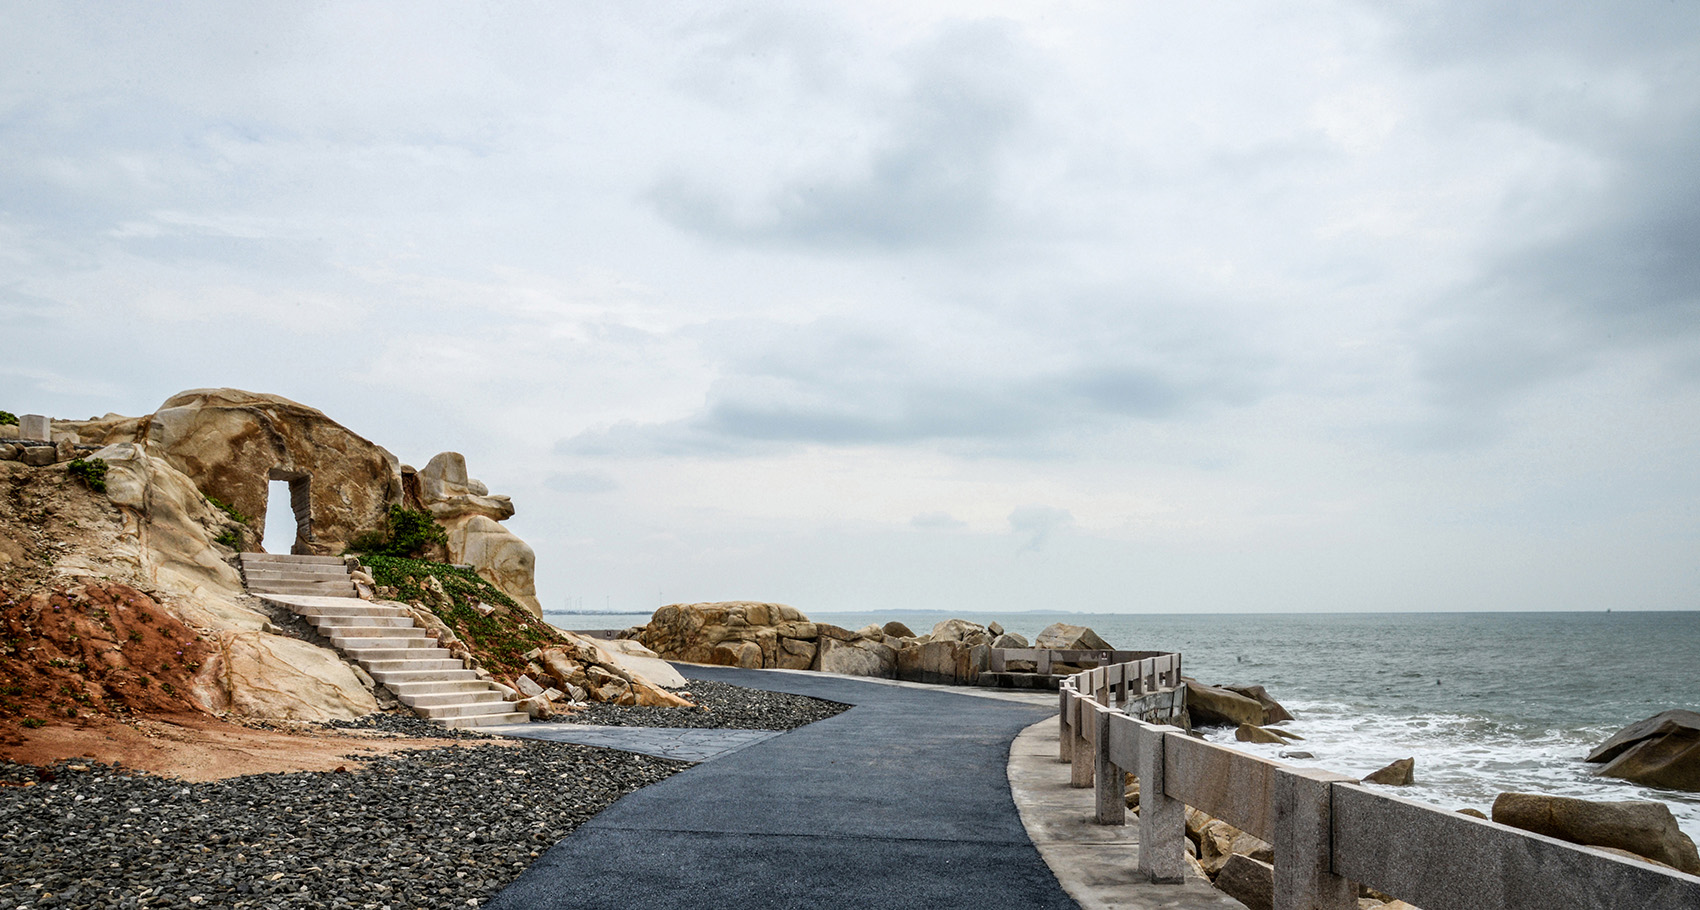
[1585, 709, 1700, 792]
[628, 604, 1002, 685]
[414, 452, 541, 617]
[1491, 792, 1700, 874]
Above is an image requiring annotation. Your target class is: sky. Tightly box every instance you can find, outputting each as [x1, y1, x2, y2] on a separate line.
[4, 2, 1698, 615]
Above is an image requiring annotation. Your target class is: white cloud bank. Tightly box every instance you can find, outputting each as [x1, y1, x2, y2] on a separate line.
[3, 1, 1697, 613]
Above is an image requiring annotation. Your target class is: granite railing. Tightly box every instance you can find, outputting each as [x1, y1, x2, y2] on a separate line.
[1057, 658, 1700, 910]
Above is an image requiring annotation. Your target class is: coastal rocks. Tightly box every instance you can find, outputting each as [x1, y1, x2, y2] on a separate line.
[134, 389, 403, 556]
[882, 620, 916, 638]
[819, 638, 898, 678]
[1585, 709, 1700, 792]
[929, 618, 991, 646]
[896, 639, 989, 686]
[633, 602, 817, 668]
[1184, 680, 1268, 727]
[1235, 723, 1301, 745]
[1034, 622, 1113, 651]
[1490, 792, 1700, 874]
[444, 514, 542, 618]
[1362, 757, 1415, 786]
[1214, 854, 1274, 910]
[1224, 684, 1293, 724]
[195, 630, 379, 722]
[991, 631, 1029, 649]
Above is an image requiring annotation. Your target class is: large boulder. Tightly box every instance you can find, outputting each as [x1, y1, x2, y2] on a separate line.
[134, 389, 402, 555]
[1214, 854, 1273, 910]
[929, 618, 990, 646]
[1033, 622, 1113, 651]
[1224, 684, 1293, 724]
[417, 452, 515, 522]
[632, 602, 815, 669]
[194, 630, 379, 722]
[896, 639, 988, 685]
[819, 638, 898, 678]
[1184, 679, 1268, 728]
[1586, 710, 1700, 792]
[1491, 792, 1700, 874]
[445, 515, 542, 617]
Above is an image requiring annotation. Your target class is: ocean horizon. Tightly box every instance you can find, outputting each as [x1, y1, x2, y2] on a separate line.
[547, 608, 1700, 840]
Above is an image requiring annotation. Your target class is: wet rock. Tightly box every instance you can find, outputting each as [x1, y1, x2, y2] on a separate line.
[1586, 709, 1700, 792]
[1362, 757, 1415, 786]
[1491, 792, 1700, 874]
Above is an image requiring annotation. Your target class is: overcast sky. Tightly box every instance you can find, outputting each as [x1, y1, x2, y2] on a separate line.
[5, 2, 1698, 614]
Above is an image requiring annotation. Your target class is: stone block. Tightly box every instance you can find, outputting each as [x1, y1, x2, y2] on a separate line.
[818, 638, 896, 678]
[1219, 854, 1275, 910]
[20, 445, 56, 466]
[775, 637, 816, 670]
[19, 414, 50, 441]
[515, 674, 544, 698]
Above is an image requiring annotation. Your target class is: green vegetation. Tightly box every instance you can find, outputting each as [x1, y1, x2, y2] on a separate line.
[345, 506, 448, 559]
[205, 495, 252, 525]
[0, 411, 16, 425]
[20, 718, 44, 729]
[360, 554, 564, 676]
[66, 457, 108, 493]
[214, 530, 241, 549]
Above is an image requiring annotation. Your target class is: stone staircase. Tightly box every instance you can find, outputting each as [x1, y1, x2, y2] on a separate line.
[239, 554, 528, 729]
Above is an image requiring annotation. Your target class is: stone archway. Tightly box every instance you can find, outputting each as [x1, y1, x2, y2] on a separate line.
[266, 467, 312, 554]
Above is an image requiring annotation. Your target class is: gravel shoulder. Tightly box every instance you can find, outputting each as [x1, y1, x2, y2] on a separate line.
[546, 679, 850, 730]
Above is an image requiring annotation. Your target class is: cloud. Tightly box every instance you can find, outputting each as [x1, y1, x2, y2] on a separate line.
[648, 19, 1031, 252]
[1008, 505, 1071, 552]
[909, 511, 966, 530]
[545, 471, 620, 494]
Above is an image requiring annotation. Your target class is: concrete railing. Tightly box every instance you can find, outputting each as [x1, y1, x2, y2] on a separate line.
[1057, 662, 1700, 910]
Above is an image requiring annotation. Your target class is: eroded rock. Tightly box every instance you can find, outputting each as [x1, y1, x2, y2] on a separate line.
[1491, 792, 1700, 874]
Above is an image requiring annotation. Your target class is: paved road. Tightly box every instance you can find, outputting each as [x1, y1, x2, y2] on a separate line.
[487, 665, 1079, 910]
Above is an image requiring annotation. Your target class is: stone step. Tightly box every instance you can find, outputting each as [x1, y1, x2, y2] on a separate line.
[321, 624, 432, 640]
[239, 553, 348, 566]
[362, 658, 465, 675]
[369, 667, 480, 685]
[328, 633, 435, 651]
[399, 689, 505, 709]
[415, 700, 521, 720]
[309, 614, 414, 628]
[342, 646, 452, 662]
[243, 562, 352, 575]
[247, 580, 357, 596]
[384, 679, 494, 697]
[442, 712, 531, 729]
[292, 604, 411, 619]
[244, 569, 353, 583]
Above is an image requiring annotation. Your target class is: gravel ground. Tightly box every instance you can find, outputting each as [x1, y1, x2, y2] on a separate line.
[0, 743, 685, 910]
[546, 679, 850, 730]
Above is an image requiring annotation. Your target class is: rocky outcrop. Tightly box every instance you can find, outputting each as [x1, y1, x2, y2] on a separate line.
[415, 452, 542, 617]
[1235, 723, 1301, 745]
[99, 389, 402, 556]
[1183, 678, 1293, 729]
[1214, 854, 1274, 910]
[194, 630, 379, 721]
[628, 603, 994, 684]
[1585, 710, 1700, 792]
[1362, 757, 1415, 786]
[1490, 792, 1700, 874]
[1034, 622, 1113, 651]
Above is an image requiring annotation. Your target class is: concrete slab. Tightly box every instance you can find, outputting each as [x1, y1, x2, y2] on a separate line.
[1008, 719, 1242, 910]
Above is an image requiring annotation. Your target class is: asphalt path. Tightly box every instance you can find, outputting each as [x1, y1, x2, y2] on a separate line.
[486, 665, 1079, 910]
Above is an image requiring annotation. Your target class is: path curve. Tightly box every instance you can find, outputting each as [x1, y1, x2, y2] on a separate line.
[487, 665, 1079, 910]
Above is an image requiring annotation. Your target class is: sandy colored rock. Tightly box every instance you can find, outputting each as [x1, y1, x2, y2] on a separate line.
[417, 452, 514, 522]
[1033, 622, 1113, 651]
[991, 631, 1030, 649]
[444, 514, 542, 617]
[929, 618, 990, 646]
[1491, 791, 1700, 874]
[1363, 757, 1415, 786]
[1224, 684, 1294, 724]
[1196, 817, 1274, 877]
[881, 620, 916, 638]
[197, 630, 378, 722]
[818, 637, 898, 678]
[1215, 854, 1274, 910]
[137, 389, 401, 555]
[1235, 723, 1298, 745]
[1184, 679, 1267, 727]
[633, 601, 814, 669]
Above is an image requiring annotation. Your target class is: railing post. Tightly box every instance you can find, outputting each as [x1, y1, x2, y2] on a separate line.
[1135, 724, 1187, 884]
[1093, 709, 1125, 825]
[1273, 767, 1358, 910]
[1070, 698, 1094, 788]
[1058, 686, 1073, 762]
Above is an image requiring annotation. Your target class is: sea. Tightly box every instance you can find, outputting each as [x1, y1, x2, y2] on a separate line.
[547, 609, 1700, 841]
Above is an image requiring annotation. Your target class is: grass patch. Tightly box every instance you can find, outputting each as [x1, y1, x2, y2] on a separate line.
[67, 457, 108, 493]
[360, 554, 567, 678]
[345, 506, 448, 559]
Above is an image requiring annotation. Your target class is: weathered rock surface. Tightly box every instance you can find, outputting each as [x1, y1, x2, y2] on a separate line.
[1215, 854, 1274, 910]
[123, 389, 401, 556]
[195, 630, 379, 721]
[1223, 684, 1293, 724]
[1184, 679, 1268, 727]
[1490, 792, 1700, 874]
[991, 631, 1030, 649]
[818, 638, 898, 678]
[881, 620, 915, 638]
[1586, 709, 1700, 792]
[1235, 723, 1301, 745]
[896, 639, 989, 686]
[444, 514, 542, 617]
[1033, 622, 1113, 651]
[1362, 757, 1415, 786]
[1196, 817, 1274, 876]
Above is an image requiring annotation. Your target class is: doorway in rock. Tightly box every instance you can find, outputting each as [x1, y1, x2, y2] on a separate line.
[260, 470, 311, 554]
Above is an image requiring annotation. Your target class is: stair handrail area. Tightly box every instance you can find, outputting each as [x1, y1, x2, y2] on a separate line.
[1057, 656, 1700, 910]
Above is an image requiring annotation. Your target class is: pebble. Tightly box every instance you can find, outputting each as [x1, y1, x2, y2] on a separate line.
[549, 680, 849, 730]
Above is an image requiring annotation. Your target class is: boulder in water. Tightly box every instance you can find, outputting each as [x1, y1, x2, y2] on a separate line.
[1184, 679, 1267, 727]
[1362, 757, 1415, 786]
[1224, 684, 1294, 724]
[1585, 709, 1700, 793]
[1491, 792, 1700, 874]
